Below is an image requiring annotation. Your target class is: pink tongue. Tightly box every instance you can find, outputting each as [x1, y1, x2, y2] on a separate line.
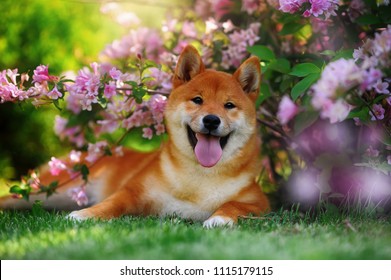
[194, 133, 222, 168]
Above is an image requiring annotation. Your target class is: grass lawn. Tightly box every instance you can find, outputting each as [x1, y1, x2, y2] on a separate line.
[0, 207, 390, 260]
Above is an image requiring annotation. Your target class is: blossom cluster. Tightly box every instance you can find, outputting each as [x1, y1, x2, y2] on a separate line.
[279, 0, 339, 18]
[0, 65, 61, 104]
[311, 26, 391, 124]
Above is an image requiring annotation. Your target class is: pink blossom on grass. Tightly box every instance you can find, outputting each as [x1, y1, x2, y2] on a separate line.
[277, 95, 299, 125]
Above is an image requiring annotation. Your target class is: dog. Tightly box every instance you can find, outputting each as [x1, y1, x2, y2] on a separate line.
[0, 45, 269, 228]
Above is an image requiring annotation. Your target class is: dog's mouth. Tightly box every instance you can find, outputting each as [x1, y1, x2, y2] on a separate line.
[187, 125, 230, 168]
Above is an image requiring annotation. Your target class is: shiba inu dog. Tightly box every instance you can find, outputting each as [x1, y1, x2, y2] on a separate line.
[0, 45, 269, 228]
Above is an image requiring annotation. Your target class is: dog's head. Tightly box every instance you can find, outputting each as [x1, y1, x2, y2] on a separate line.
[165, 45, 261, 168]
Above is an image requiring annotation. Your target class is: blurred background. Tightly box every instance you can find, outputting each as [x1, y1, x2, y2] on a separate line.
[0, 0, 185, 180]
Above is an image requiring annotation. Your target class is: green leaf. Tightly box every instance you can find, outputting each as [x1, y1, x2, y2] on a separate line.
[39, 181, 58, 198]
[347, 106, 370, 120]
[332, 49, 354, 61]
[98, 96, 108, 108]
[9, 185, 31, 201]
[52, 99, 62, 111]
[291, 73, 320, 101]
[320, 50, 336, 56]
[256, 83, 272, 107]
[289, 63, 320, 77]
[268, 58, 291, 74]
[294, 110, 319, 135]
[122, 127, 165, 152]
[247, 45, 276, 61]
[356, 14, 382, 25]
[80, 164, 90, 182]
[279, 22, 303, 35]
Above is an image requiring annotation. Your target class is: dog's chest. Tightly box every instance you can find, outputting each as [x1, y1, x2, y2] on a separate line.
[145, 171, 251, 221]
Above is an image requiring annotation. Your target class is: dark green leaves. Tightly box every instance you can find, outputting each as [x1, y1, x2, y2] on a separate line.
[247, 45, 276, 61]
[289, 63, 321, 77]
[10, 184, 31, 201]
[291, 73, 320, 101]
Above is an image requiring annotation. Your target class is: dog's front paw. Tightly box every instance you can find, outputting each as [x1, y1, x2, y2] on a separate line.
[66, 209, 91, 221]
[203, 215, 234, 229]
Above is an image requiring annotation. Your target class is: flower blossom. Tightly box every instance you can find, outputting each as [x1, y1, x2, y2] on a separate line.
[221, 23, 261, 69]
[48, 157, 67, 176]
[312, 58, 363, 123]
[85, 141, 108, 163]
[279, 0, 339, 19]
[47, 86, 63, 100]
[32, 65, 51, 83]
[242, 0, 261, 14]
[370, 104, 385, 121]
[69, 186, 89, 206]
[277, 95, 299, 125]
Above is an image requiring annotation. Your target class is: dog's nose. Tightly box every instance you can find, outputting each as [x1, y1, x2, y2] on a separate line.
[203, 114, 221, 131]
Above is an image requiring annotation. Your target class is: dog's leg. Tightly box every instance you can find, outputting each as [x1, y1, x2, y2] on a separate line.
[67, 187, 145, 220]
[203, 185, 269, 228]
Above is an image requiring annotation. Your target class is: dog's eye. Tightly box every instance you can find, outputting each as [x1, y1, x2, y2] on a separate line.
[191, 96, 203, 105]
[224, 102, 236, 109]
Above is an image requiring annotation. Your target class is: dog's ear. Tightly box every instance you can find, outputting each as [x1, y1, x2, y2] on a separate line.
[233, 56, 261, 95]
[173, 45, 205, 88]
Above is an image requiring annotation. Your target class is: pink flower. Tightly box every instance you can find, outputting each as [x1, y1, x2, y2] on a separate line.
[387, 155, 391, 165]
[69, 187, 89, 206]
[361, 68, 383, 91]
[374, 80, 390, 94]
[154, 123, 165, 135]
[370, 104, 385, 121]
[48, 157, 67, 176]
[322, 100, 351, 124]
[277, 96, 299, 125]
[6, 69, 19, 84]
[212, 0, 234, 19]
[109, 67, 123, 80]
[242, 0, 260, 15]
[33, 65, 51, 83]
[182, 21, 198, 38]
[69, 150, 82, 163]
[279, 0, 306, 14]
[47, 86, 63, 100]
[142, 127, 153, 139]
[279, 0, 339, 19]
[85, 141, 108, 163]
[104, 81, 117, 99]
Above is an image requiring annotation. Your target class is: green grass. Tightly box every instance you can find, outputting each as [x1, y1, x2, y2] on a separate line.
[0, 208, 390, 260]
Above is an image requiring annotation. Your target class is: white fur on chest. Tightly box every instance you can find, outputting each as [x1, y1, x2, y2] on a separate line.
[146, 159, 252, 220]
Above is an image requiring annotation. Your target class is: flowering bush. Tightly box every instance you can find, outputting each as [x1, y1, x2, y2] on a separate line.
[1, 0, 391, 212]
